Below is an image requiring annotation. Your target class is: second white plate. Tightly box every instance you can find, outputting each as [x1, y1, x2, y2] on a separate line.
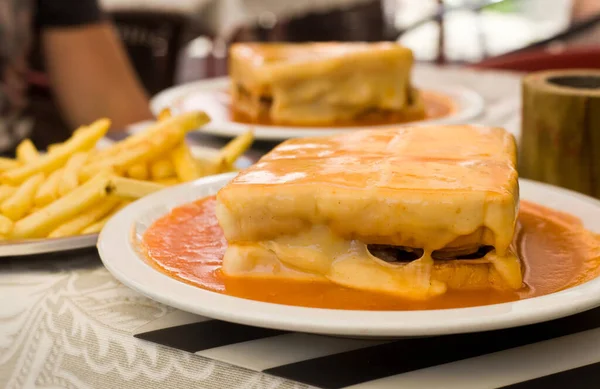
[151, 77, 485, 141]
[98, 174, 600, 338]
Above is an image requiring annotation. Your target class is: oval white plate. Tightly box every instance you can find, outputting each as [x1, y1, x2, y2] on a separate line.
[98, 174, 600, 337]
[150, 77, 485, 141]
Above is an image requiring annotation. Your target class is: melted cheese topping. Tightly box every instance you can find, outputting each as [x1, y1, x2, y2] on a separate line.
[222, 225, 522, 300]
[217, 125, 521, 299]
[229, 42, 420, 125]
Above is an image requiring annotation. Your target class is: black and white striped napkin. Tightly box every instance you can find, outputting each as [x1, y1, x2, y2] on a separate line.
[134, 306, 600, 388]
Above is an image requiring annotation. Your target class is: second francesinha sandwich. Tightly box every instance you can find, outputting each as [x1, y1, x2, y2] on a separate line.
[216, 125, 521, 300]
[229, 42, 425, 126]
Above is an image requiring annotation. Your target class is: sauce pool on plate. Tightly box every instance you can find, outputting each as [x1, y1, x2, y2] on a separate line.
[141, 196, 600, 311]
[173, 89, 455, 128]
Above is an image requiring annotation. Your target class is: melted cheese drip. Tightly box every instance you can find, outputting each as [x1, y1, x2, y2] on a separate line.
[222, 225, 522, 300]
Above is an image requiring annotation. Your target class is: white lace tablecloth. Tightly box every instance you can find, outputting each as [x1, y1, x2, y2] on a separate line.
[0, 66, 523, 389]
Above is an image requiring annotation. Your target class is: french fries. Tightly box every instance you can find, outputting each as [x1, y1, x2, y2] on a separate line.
[2, 173, 44, 221]
[81, 218, 108, 234]
[0, 110, 253, 242]
[58, 152, 88, 196]
[89, 112, 209, 163]
[217, 130, 254, 167]
[150, 159, 175, 180]
[154, 177, 179, 186]
[158, 108, 172, 121]
[10, 172, 112, 239]
[0, 214, 13, 235]
[16, 139, 39, 163]
[171, 142, 202, 182]
[127, 163, 149, 180]
[2, 119, 110, 185]
[106, 176, 165, 199]
[0, 185, 16, 205]
[186, 130, 253, 177]
[46, 143, 60, 153]
[34, 169, 63, 206]
[0, 157, 20, 172]
[81, 202, 129, 234]
[48, 197, 120, 238]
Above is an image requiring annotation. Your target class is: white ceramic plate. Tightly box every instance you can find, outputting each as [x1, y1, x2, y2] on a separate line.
[150, 77, 485, 141]
[98, 174, 600, 338]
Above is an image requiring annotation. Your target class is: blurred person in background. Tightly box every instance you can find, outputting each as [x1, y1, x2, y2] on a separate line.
[0, 0, 152, 154]
[572, 0, 600, 20]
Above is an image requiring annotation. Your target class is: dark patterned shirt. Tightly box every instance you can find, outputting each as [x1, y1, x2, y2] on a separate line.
[0, 0, 102, 152]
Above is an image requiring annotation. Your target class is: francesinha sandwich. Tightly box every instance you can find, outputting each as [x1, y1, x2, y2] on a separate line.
[216, 125, 521, 300]
[229, 42, 425, 126]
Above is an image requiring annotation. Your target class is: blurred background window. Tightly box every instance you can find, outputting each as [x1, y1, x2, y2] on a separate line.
[26, 0, 600, 146]
[99, 0, 600, 86]
[393, 0, 573, 62]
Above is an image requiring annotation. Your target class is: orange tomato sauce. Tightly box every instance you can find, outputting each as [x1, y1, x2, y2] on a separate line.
[142, 197, 600, 311]
[230, 90, 455, 127]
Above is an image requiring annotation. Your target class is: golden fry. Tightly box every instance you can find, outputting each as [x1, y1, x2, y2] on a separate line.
[191, 155, 218, 176]
[71, 125, 87, 136]
[29, 206, 42, 215]
[58, 152, 88, 196]
[16, 139, 39, 163]
[79, 145, 147, 180]
[158, 108, 172, 121]
[81, 112, 210, 178]
[34, 169, 63, 207]
[196, 131, 253, 175]
[0, 185, 16, 205]
[217, 130, 254, 166]
[92, 111, 210, 161]
[0, 214, 13, 235]
[171, 143, 202, 182]
[2, 119, 110, 185]
[81, 201, 129, 234]
[106, 176, 165, 199]
[0, 157, 20, 172]
[1, 173, 44, 221]
[10, 172, 111, 239]
[46, 143, 60, 153]
[81, 218, 107, 234]
[221, 164, 240, 173]
[153, 177, 179, 186]
[48, 197, 120, 238]
[150, 158, 175, 179]
[126, 163, 149, 180]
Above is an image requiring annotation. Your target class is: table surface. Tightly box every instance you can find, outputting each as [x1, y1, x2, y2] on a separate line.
[0, 66, 524, 389]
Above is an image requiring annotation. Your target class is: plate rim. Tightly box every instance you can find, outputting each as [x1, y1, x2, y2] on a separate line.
[98, 174, 600, 337]
[0, 233, 98, 257]
[150, 77, 485, 141]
